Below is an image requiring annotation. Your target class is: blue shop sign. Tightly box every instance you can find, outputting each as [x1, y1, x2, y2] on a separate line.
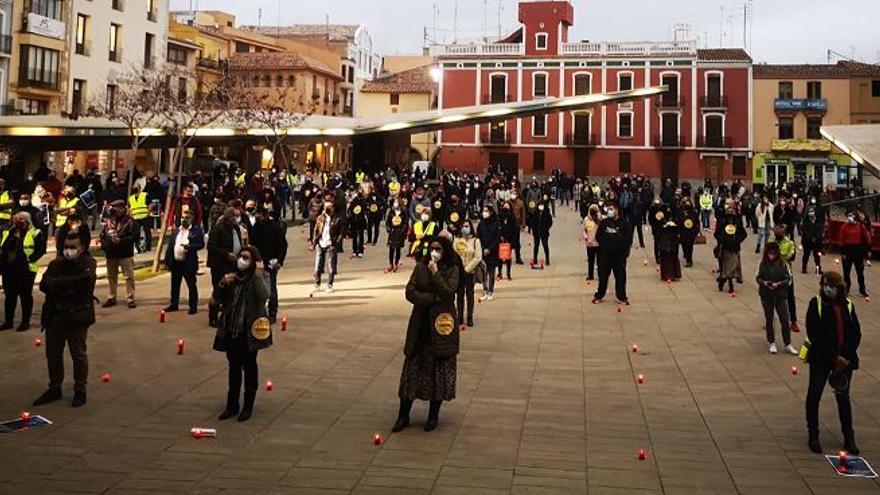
[774, 98, 828, 112]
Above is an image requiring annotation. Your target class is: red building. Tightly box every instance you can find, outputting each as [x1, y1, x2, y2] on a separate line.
[434, 0, 753, 183]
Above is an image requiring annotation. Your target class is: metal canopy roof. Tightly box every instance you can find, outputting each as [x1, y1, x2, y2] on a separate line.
[820, 124, 880, 179]
[0, 86, 665, 151]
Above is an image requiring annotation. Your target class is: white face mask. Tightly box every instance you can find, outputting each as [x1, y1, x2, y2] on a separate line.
[482, 211, 490, 219]
[63, 248, 80, 260]
[19, 200, 30, 207]
[237, 258, 251, 271]
[538, 205, 545, 211]
[430, 250, 442, 263]
[420, 214, 430, 223]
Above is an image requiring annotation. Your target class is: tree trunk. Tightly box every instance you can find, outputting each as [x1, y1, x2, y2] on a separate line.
[151, 140, 184, 273]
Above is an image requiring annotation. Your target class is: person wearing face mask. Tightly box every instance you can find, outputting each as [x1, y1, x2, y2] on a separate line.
[804, 271, 862, 455]
[756, 243, 796, 355]
[1, 212, 46, 331]
[714, 201, 747, 293]
[754, 195, 774, 254]
[508, 190, 526, 264]
[583, 204, 602, 281]
[593, 204, 632, 305]
[773, 225, 800, 333]
[678, 200, 700, 267]
[208, 208, 245, 326]
[529, 200, 553, 267]
[454, 221, 482, 327]
[13, 192, 46, 236]
[838, 209, 871, 298]
[657, 211, 681, 282]
[497, 201, 518, 280]
[250, 208, 287, 322]
[347, 192, 368, 258]
[33, 232, 96, 408]
[408, 187, 431, 224]
[214, 246, 272, 422]
[164, 211, 205, 315]
[0, 178, 13, 231]
[647, 197, 666, 264]
[99, 200, 138, 309]
[445, 194, 466, 237]
[394, 237, 460, 433]
[54, 186, 81, 232]
[366, 192, 383, 246]
[477, 205, 500, 300]
[313, 201, 342, 293]
[409, 207, 438, 260]
[386, 199, 409, 272]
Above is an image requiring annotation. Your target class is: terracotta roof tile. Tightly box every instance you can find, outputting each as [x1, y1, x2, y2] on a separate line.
[241, 24, 360, 41]
[361, 66, 437, 94]
[229, 52, 342, 79]
[753, 61, 880, 78]
[697, 48, 752, 62]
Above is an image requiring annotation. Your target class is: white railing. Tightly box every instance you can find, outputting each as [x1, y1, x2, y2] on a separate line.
[430, 43, 522, 57]
[562, 40, 697, 56]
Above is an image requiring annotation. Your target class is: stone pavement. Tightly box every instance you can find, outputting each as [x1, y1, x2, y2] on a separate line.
[0, 205, 879, 495]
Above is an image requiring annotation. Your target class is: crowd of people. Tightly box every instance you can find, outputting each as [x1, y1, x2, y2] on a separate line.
[0, 162, 873, 454]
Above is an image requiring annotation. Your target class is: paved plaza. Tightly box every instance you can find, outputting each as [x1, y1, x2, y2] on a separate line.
[1, 206, 879, 495]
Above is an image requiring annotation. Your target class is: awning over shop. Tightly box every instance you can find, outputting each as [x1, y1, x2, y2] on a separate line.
[820, 124, 880, 179]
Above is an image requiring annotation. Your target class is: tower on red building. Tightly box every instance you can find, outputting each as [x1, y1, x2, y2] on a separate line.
[432, 0, 752, 183]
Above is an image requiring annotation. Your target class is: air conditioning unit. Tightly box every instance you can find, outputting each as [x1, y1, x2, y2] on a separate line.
[14, 99, 28, 111]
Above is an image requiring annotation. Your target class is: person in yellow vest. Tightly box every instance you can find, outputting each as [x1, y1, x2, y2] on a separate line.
[1, 212, 47, 331]
[408, 207, 438, 259]
[355, 170, 366, 184]
[0, 178, 13, 230]
[55, 186, 81, 231]
[234, 170, 246, 189]
[128, 185, 152, 252]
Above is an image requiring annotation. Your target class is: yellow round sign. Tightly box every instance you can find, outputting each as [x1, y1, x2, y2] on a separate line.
[251, 317, 271, 340]
[684, 219, 694, 229]
[655, 211, 664, 221]
[725, 224, 737, 235]
[305, 190, 311, 197]
[454, 239, 467, 256]
[434, 201, 442, 209]
[434, 313, 456, 336]
[392, 215, 402, 227]
[415, 204, 424, 214]
[450, 212, 460, 223]
[353, 205, 362, 215]
[528, 201, 536, 209]
[370, 204, 378, 213]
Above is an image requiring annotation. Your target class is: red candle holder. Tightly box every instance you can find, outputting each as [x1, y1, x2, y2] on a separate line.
[281, 317, 288, 332]
[631, 344, 639, 353]
[160, 310, 166, 323]
[791, 366, 799, 376]
[20, 411, 30, 421]
[638, 448, 647, 460]
[265, 380, 274, 392]
[33, 337, 43, 347]
[617, 306, 622, 313]
[373, 433, 383, 445]
[177, 339, 185, 355]
[101, 373, 111, 382]
[636, 374, 645, 384]
[839, 451, 848, 466]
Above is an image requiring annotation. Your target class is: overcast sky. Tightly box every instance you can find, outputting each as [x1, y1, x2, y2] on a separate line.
[172, 0, 880, 64]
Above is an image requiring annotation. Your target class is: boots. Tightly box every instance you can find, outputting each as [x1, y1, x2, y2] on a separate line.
[218, 391, 240, 420]
[238, 391, 255, 422]
[467, 314, 474, 328]
[391, 399, 413, 432]
[808, 433, 822, 454]
[844, 435, 860, 456]
[424, 400, 442, 432]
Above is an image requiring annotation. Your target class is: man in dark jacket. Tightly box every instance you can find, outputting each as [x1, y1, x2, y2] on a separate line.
[100, 200, 138, 309]
[529, 201, 553, 266]
[839, 210, 871, 297]
[250, 208, 288, 322]
[593, 203, 633, 305]
[164, 210, 205, 314]
[33, 232, 96, 408]
[208, 207, 244, 326]
[1, 212, 47, 331]
[313, 200, 343, 292]
[800, 210, 824, 274]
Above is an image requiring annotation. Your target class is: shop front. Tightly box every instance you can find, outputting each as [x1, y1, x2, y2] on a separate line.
[753, 152, 855, 189]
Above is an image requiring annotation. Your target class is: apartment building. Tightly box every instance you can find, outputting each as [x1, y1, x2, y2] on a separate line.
[9, 0, 71, 115]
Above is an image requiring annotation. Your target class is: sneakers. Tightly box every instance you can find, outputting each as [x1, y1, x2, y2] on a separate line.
[769, 342, 778, 354]
[485, 293, 495, 301]
[616, 299, 631, 306]
[326, 286, 334, 294]
[33, 388, 63, 406]
[785, 344, 799, 356]
[591, 297, 603, 304]
[790, 321, 800, 333]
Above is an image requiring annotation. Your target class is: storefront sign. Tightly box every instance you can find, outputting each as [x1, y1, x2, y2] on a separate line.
[26, 13, 66, 40]
[771, 139, 832, 152]
[764, 158, 790, 166]
[774, 98, 827, 112]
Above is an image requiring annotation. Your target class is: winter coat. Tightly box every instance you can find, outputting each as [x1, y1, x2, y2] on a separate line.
[100, 215, 138, 259]
[756, 259, 791, 298]
[164, 225, 205, 271]
[39, 253, 97, 330]
[678, 209, 700, 241]
[477, 215, 501, 261]
[213, 270, 272, 353]
[657, 221, 680, 256]
[714, 214, 747, 252]
[404, 260, 460, 358]
[529, 208, 553, 237]
[207, 219, 243, 272]
[386, 209, 408, 249]
[800, 216, 824, 246]
[313, 214, 343, 248]
[596, 217, 632, 258]
[498, 211, 518, 243]
[454, 236, 482, 274]
[755, 203, 774, 229]
[250, 219, 288, 266]
[308, 196, 324, 222]
[806, 295, 861, 369]
[583, 209, 601, 248]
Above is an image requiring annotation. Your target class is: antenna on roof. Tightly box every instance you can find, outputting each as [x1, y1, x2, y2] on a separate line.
[277, 0, 281, 37]
[453, 0, 459, 43]
[497, 0, 503, 38]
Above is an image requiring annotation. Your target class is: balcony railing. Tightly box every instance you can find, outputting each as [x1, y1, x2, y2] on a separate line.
[562, 40, 697, 56]
[0, 35, 11, 55]
[700, 95, 728, 109]
[19, 74, 60, 91]
[653, 134, 687, 148]
[697, 135, 733, 148]
[481, 94, 515, 105]
[564, 133, 597, 147]
[774, 98, 827, 113]
[656, 95, 684, 109]
[481, 131, 512, 146]
[429, 43, 522, 57]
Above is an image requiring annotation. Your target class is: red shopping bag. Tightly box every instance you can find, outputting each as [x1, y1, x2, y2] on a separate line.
[499, 242, 512, 261]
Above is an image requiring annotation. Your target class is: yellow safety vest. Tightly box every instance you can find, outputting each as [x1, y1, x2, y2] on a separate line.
[128, 192, 149, 220]
[1, 227, 41, 273]
[700, 193, 713, 211]
[410, 221, 437, 255]
[55, 197, 80, 227]
[389, 181, 400, 195]
[355, 171, 365, 184]
[234, 172, 246, 188]
[0, 191, 10, 220]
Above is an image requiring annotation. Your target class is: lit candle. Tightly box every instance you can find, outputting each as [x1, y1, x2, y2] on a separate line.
[265, 380, 274, 392]
[637, 374, 645, 384]
[160, 310, 166, 323]
[101, 373, 111, 382]
[373, 433, 383, 445]
[177, 339, 185, 355]
[638, 448, 647, 460]
[631, 344, 639, 353]
[281, 317, 288, 332]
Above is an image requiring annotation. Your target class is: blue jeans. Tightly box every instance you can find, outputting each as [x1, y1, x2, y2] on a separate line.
[700, 210, 711, 229]
[314, 246, 337, 287]
[756, 227, 769, 252]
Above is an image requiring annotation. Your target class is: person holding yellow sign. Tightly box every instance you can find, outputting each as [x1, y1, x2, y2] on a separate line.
[348, 194, 368, 258]
[714, 200, 748, 293]
[385, 200, 408, 272]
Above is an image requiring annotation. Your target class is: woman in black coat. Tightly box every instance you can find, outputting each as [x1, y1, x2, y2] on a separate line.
[477, 204, 501, 300]
[529, 200, 553, 266]
[213, 246, 271, 422]
[497, 201, 518, 280]
[805, 271, 861, 455]
[657, 215, 681, 282]
[385, 201, 408, 272]
[393, 236, 460, 433]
